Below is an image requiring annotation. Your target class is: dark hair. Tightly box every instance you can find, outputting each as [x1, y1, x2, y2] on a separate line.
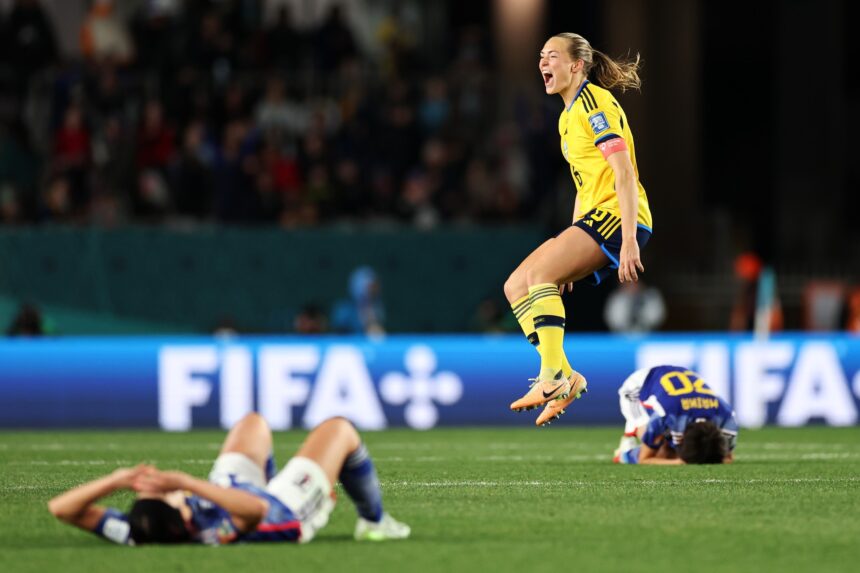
[679, 421, 728, 464]
[128, 499, 191, 544]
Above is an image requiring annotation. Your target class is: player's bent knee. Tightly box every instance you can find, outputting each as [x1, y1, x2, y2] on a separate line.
[503, 273, 527, 302]
[236, 412, 270, 433]
[314, 416, 350, 432]
[318, 417, 360, 444]
[525, 267, 557, 287]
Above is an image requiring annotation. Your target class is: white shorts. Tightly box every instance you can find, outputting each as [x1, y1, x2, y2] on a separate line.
[208, 452, 267, 488]
[266, 457, 335, 543]
[208, 453, 334, 543]
[618, 368, 652, 433]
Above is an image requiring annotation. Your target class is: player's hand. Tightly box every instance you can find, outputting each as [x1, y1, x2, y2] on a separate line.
[558, 281, 574, 294]
[618, 240, 644, 283]
[110, 464, 152, 489]
[133, 468, 190, 494]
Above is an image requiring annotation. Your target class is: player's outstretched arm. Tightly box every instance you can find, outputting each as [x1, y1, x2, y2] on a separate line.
[48, 465, 150, 531]
[133, 468, 268, 531]
[637, 442, 684, 465]
[606, 149, 644, 283]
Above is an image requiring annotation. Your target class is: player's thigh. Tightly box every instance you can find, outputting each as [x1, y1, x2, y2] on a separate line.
[526, 226, 608, 285]
[294, 417, 361, 486]
[219, 412, 273, 470]
[504, 237, 557, 301]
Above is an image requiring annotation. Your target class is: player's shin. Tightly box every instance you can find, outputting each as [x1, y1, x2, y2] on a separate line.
[265, 451, 277, 482]
[339, 443, 383, 522]
[511, 294, 574, 378]
[527, 284, 566, 378]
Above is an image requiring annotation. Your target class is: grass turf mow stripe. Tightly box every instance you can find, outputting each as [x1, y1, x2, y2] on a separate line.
[0, 426, 858, 573]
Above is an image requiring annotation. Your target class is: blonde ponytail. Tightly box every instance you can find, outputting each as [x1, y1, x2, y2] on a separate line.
[591, 49, 641, 92]
[553, 33, 642, 92]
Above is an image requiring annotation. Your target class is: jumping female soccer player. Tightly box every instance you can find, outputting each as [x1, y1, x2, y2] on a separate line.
[506, 33, 653, 426]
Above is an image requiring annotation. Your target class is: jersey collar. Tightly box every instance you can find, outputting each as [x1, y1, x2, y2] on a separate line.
[567, 79, 590, 111]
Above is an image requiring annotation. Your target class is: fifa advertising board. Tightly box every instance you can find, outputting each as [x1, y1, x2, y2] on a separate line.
[0, 334, 859, 429]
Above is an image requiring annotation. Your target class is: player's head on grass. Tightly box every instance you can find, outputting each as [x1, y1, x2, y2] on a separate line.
[679, 420, 728, 464]
[128, 498, 191, 544]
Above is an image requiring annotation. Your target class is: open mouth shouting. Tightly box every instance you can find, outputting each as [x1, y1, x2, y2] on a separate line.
[542, 70, 554, 91]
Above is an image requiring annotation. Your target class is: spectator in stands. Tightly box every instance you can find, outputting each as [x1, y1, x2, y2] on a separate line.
[604, 280, 666, 334]
[136, 100, 175, 171]
[88, 66, 126, 122]
[91, 114, 133, 220]
[169, 120, 214, 219]
[213, 119, 261, 223]
[294, 303, 328, 334]
[0, 121, 40, 216]
[191, 9, 235, 88]
[331, 266, 385, 335]
[844, 288, 860, 333]
[263, 5, 306, 71]
[52, 104, 91, 214]
[729, 252, 783, 332]
[0, 184, 23, 224]
[3, 0, 58, 90]
[80, 0, 134, 67]
[472, 297, 507, 333]
[315, 5, 359, 70]
[0, 2, 542, 229]
[255, 78, 309, 139]
[418, 78, 450, 135]
[38, 174, 72, 223]
[129, 0, 179, 74]
[7, 302, 45, 335]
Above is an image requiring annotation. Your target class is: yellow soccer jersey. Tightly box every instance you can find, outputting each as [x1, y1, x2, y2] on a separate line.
[558, 80, 652, 229]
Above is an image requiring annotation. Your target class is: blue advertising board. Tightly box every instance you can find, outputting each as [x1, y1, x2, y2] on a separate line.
[1, 334, 859, 429]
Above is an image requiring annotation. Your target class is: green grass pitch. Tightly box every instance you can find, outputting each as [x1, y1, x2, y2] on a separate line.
[2, 426, 859, 573]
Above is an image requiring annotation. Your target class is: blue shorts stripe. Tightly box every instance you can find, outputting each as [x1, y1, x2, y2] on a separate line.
[600, 244, 620, 268]
[571, 208, 652, 287]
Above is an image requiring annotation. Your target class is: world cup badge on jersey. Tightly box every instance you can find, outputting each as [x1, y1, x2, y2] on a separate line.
[562, 140, 569, 160]
[588, 112, 609, 134]
[294, 472, 312, 491]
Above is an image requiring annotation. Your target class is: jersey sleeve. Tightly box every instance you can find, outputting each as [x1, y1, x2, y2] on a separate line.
[93, 507, 133, 545]
[640, 412, 668, 450]
[578, 89, 628, 158]
[720, 411, 739, 452]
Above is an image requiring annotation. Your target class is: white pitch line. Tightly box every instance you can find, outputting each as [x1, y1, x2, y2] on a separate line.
[5, 451, 860, 467]
[379, 477, 860, 488]
[745, 443, 860, 451]
[5, 459, 216, 466]
[3, 477, 858, 495]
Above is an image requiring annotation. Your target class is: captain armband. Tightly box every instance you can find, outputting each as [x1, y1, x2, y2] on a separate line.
[596, 136, 628, 159]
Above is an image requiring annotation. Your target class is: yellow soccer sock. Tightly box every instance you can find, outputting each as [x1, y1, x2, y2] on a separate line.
[527, 283, 567, 377]
[511, 294, 574, 378]
[511, 295, 540, 349]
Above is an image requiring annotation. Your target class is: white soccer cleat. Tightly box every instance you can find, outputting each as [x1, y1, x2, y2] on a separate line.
[354, 513, 411, 541]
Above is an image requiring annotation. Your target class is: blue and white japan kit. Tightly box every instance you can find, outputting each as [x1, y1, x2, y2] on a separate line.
[621, 365, 738, 453]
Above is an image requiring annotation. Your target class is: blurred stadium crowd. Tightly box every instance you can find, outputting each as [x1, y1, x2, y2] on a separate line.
[0, 0, 562, 228]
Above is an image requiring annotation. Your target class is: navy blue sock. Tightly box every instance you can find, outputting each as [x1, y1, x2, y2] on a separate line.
[265, 452, 277, 482]
[339, 443, 383, 522]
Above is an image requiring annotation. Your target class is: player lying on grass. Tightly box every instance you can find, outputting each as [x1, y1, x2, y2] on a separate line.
[612, 365, 738, 464]
[48, 414, 410, 544]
